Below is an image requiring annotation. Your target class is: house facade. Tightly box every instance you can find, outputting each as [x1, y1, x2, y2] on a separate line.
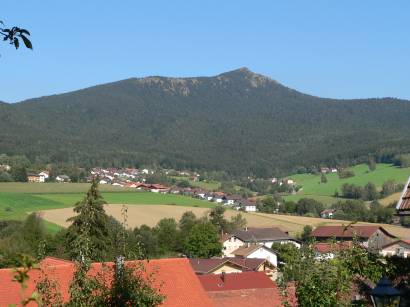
[310, 225, 397, 252]
[232, 244, 278, 267]
[380, 240, 410, 258]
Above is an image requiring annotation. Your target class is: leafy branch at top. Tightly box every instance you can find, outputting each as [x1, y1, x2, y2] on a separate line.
[0, 20, 32, 49]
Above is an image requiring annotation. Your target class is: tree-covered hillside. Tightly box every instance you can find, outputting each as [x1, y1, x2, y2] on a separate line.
[1, 68, 410, 176]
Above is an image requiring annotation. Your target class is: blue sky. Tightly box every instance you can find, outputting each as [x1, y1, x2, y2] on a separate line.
[1, 0, 410, 102]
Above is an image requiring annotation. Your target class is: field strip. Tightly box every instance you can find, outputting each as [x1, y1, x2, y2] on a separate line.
[40, 204, 410, 238]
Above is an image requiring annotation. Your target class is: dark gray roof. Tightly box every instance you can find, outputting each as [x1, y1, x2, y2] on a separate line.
[233, 227, 291, 242]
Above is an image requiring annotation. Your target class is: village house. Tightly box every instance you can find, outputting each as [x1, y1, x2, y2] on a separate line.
[320, 167, 331, 174]
[320, 208, 336, 219]
[27, 173, 45, 183]
[189, 257, 273, 275]
[379, 240, 410, 258]
[221, 227, 300, 257]
[310, 225, 397, 252]
[55, 175, 71, 183]
[0, 257, 213, 307]
[396, 176, 410, 218]
[0, 164, 11, 172]
[233, 227, 301, 249]
[232, 244, 278, 267]
[313, 242, 353, 260]
[223, 195, 242, 206]
[38, 171, 49, 180]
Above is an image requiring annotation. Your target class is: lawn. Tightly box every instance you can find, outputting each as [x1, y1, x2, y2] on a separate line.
[0, 190, 213, 221]
[0, 182, 133, 194]
[286, 163, 410, 204]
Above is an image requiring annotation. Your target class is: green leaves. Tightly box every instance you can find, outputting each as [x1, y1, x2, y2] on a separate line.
[0, 21, 33, 50]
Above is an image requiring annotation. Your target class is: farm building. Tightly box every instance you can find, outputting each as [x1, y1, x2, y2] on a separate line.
[310, 225, 397, 252]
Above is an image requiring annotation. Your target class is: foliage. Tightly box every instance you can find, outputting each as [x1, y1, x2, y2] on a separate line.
[296, 198, 324, 217]
[154, 218, 179, 253]
[300, 225, 313, 242]
[65, 179, 110, 261]
[0, 20, 32, 49]
[12, 255, 40, 306]
[368, 157, 376, 171]
[183, 222, 222, 258]
[339, 169, 355, 179]
[95, 261, 164, 307]
[277, 240, 385, 307]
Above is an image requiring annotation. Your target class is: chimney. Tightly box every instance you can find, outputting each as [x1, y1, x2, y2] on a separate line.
[221, 271, 226, 283]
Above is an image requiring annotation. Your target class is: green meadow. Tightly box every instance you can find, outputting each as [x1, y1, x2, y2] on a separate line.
[0, 183, 213, 233]
[283, 163, 410, 205]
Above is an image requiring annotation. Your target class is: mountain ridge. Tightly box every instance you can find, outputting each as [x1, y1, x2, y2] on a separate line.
[1, 68, 410, 176]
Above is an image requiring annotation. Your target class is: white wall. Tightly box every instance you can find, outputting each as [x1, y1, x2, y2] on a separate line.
[222, 237, 245, 257]
[248, 248, 278, 267]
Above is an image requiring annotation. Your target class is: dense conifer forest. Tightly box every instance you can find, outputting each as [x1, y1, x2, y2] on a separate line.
[1, 68, 410, 176]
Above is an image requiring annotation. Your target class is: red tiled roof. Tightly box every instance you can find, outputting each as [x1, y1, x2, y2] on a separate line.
[189, 257, 267, 274]
[198, 271, 275, 292]
[0, 258, 212, 307]
[311, 225, 396, 239]
[381, 239, 410, 249]
[314, 242, 352, 254]
[207, 287, 298, 307]
[397, 183, 410, 210]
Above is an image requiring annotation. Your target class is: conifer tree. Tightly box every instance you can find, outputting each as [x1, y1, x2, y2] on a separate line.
[66, 179, 109, 261]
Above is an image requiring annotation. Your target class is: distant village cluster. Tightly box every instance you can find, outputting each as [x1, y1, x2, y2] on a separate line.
[90, 167, 259, 212]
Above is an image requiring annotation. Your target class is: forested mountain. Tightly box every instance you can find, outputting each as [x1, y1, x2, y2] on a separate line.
[1, 68, 410, 176]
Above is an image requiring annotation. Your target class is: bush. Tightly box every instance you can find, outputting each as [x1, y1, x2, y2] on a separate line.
[338, 169, 355, 179]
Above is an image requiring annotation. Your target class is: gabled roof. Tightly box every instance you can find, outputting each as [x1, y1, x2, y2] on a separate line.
[233, 227, 292, 242]
[207, 288, 297, 307]
[198, 271, 275, 292]
[189, 257, 267, 274]
[381, 239, 410, 250]
[313, 242, 353, 254]
[396, 176, 410, 212]
[0, 257, 212, 307]
[311, 225, 396, 239]
[232, 244, 274, 257]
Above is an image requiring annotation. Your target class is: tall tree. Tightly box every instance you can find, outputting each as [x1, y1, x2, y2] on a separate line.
[183, 222, 222, 258]
[66, 179, 109, 261]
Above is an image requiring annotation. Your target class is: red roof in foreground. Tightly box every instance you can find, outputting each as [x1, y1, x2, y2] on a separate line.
[311, 225, 396, 239]
[207, 287, 298, 307]
[198, 271, 275, 292]
[0, 257, 212, 307]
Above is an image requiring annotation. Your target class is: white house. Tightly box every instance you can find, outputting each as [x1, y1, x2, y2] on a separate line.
[244, 204, 257, 212]
[232, 244, 278, 267]
[380, 240, 410, 258]
[232, 227, 301, 249]
[221, 227, 301, 258]
[38, 171, 49, 180]
[221, 234, 246, 257]
[320, 209, 336, 219]
[55, 175, 70, 183]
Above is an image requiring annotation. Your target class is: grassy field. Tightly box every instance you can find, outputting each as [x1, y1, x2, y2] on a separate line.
[0, 182, 133, 193]
[0, 189, 212, 222]
[284, 163, 410, 204]
[41, 204, 410, 238]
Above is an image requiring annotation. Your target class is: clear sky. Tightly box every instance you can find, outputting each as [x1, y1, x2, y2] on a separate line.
[1, 0, 410, 102]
